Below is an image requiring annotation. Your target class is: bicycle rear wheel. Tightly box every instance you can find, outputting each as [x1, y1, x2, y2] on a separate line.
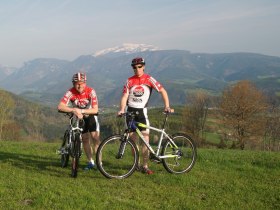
[71, 133, 81, 178]
[96, 134, 139, 179]
[162, 133, 197, 174]
[60, 130, 70, 168]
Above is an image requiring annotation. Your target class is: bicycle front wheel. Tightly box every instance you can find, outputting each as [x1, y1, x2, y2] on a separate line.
[71, 133, 81, 178]
[162, 133, 197, 174]
[96, 135, 139, 179]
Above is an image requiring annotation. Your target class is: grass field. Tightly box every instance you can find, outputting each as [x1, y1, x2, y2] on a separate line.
[0, 141, 279, 210]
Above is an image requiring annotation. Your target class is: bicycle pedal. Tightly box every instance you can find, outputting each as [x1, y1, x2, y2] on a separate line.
[151, 159, 161, 164]
[57, 148, 68, 155]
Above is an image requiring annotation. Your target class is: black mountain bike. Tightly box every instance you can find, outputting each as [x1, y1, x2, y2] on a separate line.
[57, 112, 84, 178]
[96, 110, 197, 179]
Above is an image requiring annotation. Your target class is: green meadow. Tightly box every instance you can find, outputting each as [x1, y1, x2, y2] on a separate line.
[0, 141, 279, 210]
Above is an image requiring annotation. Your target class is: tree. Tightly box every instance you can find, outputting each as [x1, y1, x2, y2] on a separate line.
[2, 122, 21, 141]
[25, 105, 45, 141]
[219, 81, 268, 149]
[182, 91, 209, 145]
[263, 97, 280, 151]
[0, 90, 15, 140]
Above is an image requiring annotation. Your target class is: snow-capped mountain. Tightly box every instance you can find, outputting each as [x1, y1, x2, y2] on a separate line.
[93, 43, 161, 57]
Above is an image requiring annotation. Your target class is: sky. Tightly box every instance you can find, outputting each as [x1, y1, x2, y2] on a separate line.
[1, 0, 280, 67]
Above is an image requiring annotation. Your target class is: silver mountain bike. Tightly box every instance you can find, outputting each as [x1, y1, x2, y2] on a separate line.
[96, 110, 197, 179]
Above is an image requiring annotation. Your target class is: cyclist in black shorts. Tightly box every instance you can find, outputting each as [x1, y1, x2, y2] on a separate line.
[58, 72, 100, 170]
[118, 57, 171, 175]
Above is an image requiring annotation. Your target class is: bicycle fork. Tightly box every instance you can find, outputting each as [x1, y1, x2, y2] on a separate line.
[116, 133, 129, 159]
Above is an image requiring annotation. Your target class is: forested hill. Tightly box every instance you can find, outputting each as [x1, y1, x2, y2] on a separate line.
[0, 89, 66, 141]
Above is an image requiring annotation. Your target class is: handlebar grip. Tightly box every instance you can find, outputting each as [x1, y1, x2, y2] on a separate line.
[58, 110, 73, 117]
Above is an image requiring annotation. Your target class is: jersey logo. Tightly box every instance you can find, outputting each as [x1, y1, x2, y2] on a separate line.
[74, 99, 89, 108]
[133, 86, 144, 97]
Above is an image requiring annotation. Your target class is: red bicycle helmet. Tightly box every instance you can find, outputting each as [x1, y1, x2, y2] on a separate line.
[72, 72, 87, 83]
[131, 57, 145, 66]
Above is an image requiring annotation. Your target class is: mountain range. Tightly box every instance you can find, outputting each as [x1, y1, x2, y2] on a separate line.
[1, 43, 280, 107]
[0, 65, 17, 79]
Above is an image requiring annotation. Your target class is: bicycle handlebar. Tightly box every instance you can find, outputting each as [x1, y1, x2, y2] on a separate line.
[70, 117, 84, 131]
[119, 109, 174, 118]
[59, 110, 84, 131]
[118, 109, 174, 130]
[58, 110, 73, 117]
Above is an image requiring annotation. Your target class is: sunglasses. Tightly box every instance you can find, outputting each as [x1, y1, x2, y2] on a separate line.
[133, 65, 143, 69]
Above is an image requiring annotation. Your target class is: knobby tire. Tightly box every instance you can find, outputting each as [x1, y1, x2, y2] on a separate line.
[61, 130, 70, 168]
[96, 134, 139, 179]
[162, 133, 197, 174]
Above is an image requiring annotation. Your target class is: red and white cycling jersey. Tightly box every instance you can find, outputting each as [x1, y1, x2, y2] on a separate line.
[123, 74, 163, 108]
[60, 86, 98, 109]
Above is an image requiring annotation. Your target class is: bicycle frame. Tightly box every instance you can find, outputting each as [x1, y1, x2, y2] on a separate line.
[127, 114, 179, 160]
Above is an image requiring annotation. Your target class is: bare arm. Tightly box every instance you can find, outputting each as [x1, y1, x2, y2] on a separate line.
[58, 101, 75, 113]
[58, 102, 81, 118]
[118, 92, 129, 115]
[58, 101, 98, 115]
[80, 105, 98, 115]
[159, 87, 171, 111]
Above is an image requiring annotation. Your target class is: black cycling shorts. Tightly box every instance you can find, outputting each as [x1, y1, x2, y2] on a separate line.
[83, 114, 100, 133]
[126, 107, 150, 132]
